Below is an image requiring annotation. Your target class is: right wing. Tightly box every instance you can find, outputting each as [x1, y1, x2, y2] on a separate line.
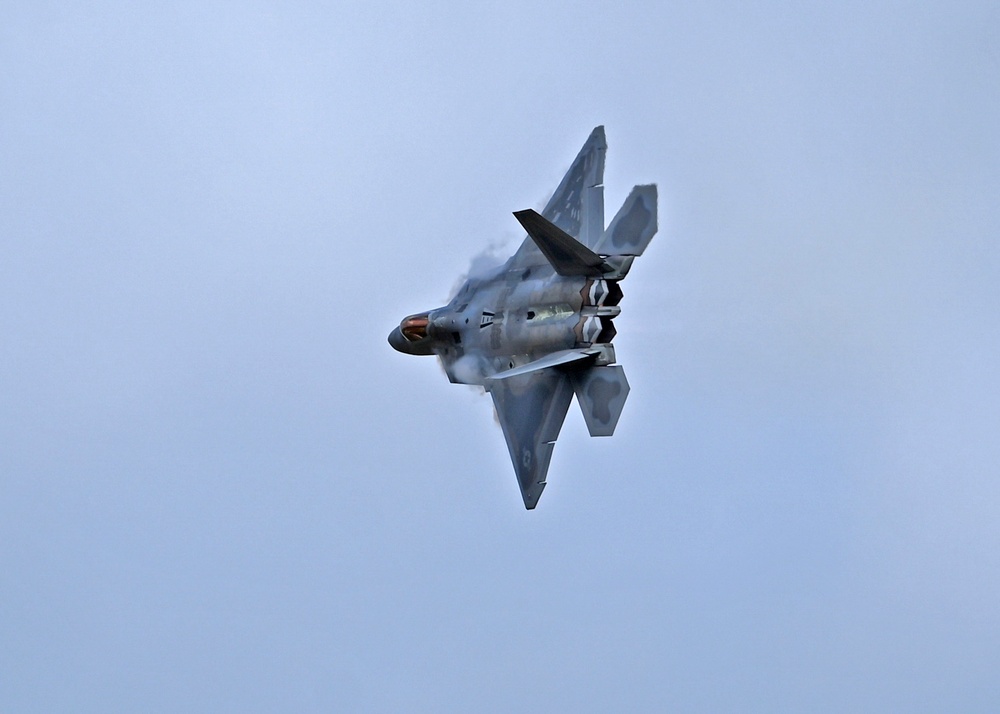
[509, 126, 607, 269]
[488, 369, 575, 509]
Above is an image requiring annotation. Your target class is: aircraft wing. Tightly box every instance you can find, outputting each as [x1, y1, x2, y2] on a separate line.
[487, 369, 575, 509]
[509, 126, 607, 269]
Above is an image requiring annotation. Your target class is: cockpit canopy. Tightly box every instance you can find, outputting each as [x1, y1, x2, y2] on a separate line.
[400, 313, 430, 342]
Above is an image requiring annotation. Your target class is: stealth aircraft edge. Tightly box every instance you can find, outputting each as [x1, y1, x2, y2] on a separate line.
[389, 127, 657, 509]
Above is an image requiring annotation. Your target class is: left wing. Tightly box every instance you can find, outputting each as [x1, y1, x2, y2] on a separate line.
[488, 369, 575, 509]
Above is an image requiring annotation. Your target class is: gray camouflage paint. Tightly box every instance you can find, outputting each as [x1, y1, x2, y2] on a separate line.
[389, 127, 656, 508]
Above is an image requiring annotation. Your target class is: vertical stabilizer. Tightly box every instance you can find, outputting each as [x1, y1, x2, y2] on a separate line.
[512, 209, 608, 277]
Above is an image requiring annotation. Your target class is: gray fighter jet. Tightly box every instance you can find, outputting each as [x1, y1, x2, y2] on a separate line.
[388, 126, 657, 509]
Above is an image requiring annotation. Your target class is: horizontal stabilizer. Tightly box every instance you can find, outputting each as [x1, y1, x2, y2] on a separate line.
[571, 365, 630, 437]
[595, 184, 658, 256]
[489, 348, 599, 381]
[513, 209, 609, 277]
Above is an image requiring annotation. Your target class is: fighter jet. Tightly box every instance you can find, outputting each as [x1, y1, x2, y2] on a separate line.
[388, 126, 657, 509]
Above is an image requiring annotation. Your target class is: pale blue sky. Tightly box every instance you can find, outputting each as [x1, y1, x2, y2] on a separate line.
[2, 2, 999, 711]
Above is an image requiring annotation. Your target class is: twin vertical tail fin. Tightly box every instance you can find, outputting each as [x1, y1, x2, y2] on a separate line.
[513, 209, 609, 277]
[515, 183, 658, 277]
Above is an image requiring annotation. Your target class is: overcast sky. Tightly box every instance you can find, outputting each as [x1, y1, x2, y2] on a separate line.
[2, 1, 999, 711]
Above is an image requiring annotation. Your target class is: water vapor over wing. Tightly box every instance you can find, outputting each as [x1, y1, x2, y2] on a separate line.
[448, 236, 514, 300]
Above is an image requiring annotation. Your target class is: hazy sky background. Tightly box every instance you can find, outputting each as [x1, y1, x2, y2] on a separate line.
[2, 1, 999, 711]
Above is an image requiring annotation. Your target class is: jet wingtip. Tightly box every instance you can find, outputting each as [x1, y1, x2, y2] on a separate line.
[522, 489, 543, 510]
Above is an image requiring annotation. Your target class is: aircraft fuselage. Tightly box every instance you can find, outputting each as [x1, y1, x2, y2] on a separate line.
[389, 264, 626, 385]
[386, 126, 656, 508]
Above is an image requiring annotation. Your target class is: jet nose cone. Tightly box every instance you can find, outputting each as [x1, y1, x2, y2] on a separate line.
[389, 312, 436, 356]
[388, 327, 408, 353]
